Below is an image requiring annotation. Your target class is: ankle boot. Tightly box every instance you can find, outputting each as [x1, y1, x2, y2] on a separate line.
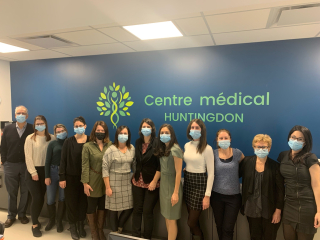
[87, 213, 99, 240]
[56, 201, 66, 233]
[45, 203, 56, 231]
[77, 221, 86, 238]
[97, 210, 107, 240]
[70, 223, 79, 240]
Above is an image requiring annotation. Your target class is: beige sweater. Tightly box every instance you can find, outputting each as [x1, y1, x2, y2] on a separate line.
[24, 133, 55, 176]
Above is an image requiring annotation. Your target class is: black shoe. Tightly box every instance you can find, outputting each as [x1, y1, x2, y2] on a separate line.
[76, 221, 86, 238]
[32, 226, 42, 237]
[70, 223, 79, 240]
[4, 219, 15, 228]
[56, 201, 65, 233]
[18, 216, 29, 224]
[45, 203, 56, 231]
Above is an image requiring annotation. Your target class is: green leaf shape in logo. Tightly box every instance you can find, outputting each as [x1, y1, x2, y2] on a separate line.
[96, 83, 134, 128]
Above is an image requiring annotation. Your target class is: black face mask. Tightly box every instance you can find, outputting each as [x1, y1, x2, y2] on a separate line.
[95, 132, 105, 140]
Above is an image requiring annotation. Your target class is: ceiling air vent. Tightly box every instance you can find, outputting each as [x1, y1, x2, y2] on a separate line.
[18, 35, 76, 48]
[267, 4, 320, 27]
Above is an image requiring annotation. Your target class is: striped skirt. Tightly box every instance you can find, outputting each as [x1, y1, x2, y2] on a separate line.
[183, 171, 207, 211]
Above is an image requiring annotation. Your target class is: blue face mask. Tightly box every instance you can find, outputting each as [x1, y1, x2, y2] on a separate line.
[74, 127, 85, 135]
[56, 131, 67, 140]
[35, 125, 46, 132]
[218, 140, 230, 149]
[288, 139, 304, 151]
[141, 128, 151, 137]
[160, 134, 171, 143]
[189, 130, 201, 140]
[255, 149, 269, 158]
[16, 114, 26, 123]
[118, 134, 128, 143]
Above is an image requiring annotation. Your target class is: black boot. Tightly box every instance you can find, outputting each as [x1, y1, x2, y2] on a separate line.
[45, 203, 56, 231]
[56, 201, 66, 233]
[77, 221, 86, 238]
[70, 223, 79, 240]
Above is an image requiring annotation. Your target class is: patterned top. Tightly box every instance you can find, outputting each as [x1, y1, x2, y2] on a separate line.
[102, 144, 135, 178]
[132, 142, 160, 189]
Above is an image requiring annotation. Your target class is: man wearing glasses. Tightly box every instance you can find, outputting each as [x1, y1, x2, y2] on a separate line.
[1, 106, 34, 228]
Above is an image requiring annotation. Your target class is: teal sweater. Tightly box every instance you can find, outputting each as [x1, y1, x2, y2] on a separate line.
[45, 139, 65, 178]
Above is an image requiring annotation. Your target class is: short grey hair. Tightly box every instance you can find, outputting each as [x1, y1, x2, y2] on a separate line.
[15, 105, 28, 114]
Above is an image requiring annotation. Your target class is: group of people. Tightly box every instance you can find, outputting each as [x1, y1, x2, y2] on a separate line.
[1, 105, 320, 240]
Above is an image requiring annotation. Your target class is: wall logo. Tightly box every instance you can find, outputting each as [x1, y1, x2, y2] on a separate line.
[96, 82, 134, 128]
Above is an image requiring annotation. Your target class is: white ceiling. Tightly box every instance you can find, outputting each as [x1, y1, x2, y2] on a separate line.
[0, 0, 319, 61]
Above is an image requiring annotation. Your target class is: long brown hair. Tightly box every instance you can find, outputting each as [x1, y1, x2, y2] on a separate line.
[138, 118, 156, 143]
[155, 123, 180, 157]
[113, 125, 132, 149]
[31, 115, 51, 142]
[186, 119, 207, 154]
[89, 121, 110, 143]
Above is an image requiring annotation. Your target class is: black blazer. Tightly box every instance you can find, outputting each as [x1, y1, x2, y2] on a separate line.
[134, 137, 160, 184]
[239, 155, 284, 219]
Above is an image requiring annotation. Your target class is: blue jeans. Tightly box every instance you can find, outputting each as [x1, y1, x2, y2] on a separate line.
[46, 165, 65, 205]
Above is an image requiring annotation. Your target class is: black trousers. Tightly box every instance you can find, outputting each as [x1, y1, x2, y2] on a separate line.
[247, 216, 281, 240]
[87, 195, 106, 214]
[64, 175, 87, 223]
[25, 167, 46, 225]
[132, 184, 159, 239]
[210, 191, 242, 240]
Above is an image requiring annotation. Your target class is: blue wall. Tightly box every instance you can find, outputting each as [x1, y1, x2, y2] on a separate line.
[10, 37, 320, 160]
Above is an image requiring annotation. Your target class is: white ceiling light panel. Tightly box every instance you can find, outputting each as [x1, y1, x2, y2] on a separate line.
[0, 42, 29, 53]
[99, 27, 139, 42]
[123, 21, 183, 40]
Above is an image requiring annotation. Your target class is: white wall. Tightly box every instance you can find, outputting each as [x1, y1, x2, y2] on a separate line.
[0, 59, 12, 122]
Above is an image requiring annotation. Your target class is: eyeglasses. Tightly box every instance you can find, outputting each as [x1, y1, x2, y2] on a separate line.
[16, 112, 27, 115]
[255, 146, 268, 149]
[290, 137, 304, 142]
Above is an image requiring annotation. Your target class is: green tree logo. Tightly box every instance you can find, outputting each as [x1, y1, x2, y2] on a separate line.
[96, 82, 134, 128]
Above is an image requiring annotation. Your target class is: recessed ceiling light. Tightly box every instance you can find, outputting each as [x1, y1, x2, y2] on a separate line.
[0, 42, 29, 53]
[123, 21, 183, 40]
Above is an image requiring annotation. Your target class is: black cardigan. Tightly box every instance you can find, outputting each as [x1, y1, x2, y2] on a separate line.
[239, 155, 284, 219]
[134, 137, 160, 184]
[1, 123, 34, 164]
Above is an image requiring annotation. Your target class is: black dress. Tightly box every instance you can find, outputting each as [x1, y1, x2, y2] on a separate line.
[278, 150, 319, 234]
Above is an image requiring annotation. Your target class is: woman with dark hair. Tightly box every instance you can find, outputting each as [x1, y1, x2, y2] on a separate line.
[183, 119, 214, 240]
[210, 129, 245, 240]
[156, 123, 183, 240]
[240, 134, 284, 240]
[59, 116, 89, 240]
[132, 118, 160, 239]
[24, 115, 55, 237]
[278, 125, 320, 240]
[81, 121, 112, 240]
[44, 124, 68, 233]
[102, 125, 135, 234]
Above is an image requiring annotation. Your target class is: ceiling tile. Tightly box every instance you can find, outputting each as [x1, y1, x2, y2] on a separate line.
[175, 17, 209, 35]
[0, 55, 16, 61]
[55, 30, 117, 45]
[54, 43, 134, 56]
[124, 35, 213, 51]
[9, 26, 92, 39]
[213, 24, 320, 45]
[206, 9, 271, 33]
[99, 27, 139, 42]
[0, 38, 44, 51]
[2, 50, 69, 61]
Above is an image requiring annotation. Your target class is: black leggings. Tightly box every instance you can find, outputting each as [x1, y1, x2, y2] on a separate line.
[109, 209, 133, 231]
[283, 224, 315, 240]
[187, 206, 203, 238]
[87, 195, 106, 214]
[25, 167, 46, 225]
[210, 192, 242, 240]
